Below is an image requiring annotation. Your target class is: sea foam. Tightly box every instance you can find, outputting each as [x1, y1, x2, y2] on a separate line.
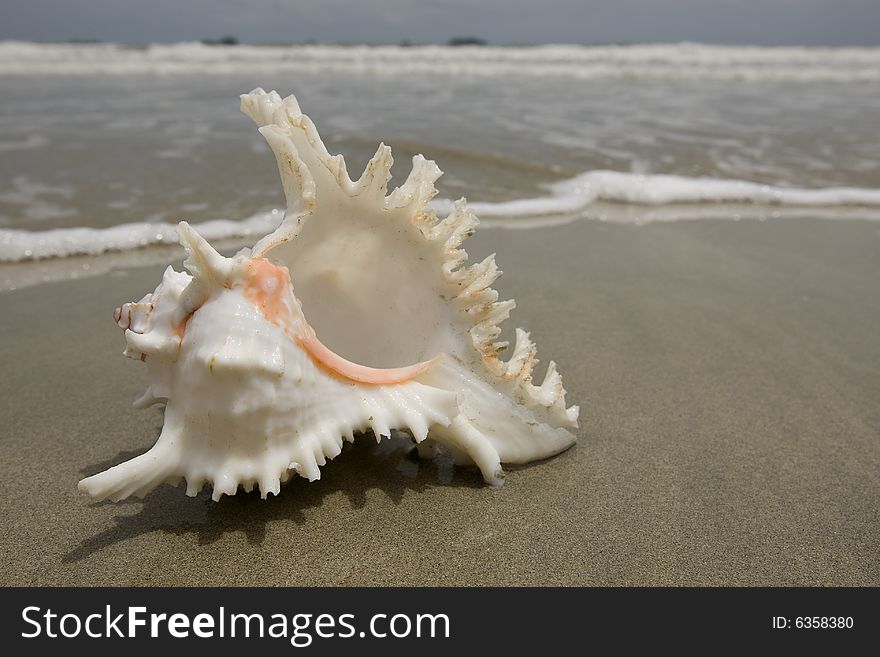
[0, 212, 280, 262]
[449, 171, 880, 218]
[2, 172, 880, 263]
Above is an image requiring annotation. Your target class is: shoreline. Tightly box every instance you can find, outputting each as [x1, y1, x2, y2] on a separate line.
[5, 206, 880, 293]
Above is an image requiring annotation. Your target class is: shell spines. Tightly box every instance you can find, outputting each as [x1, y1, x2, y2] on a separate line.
[420, 196, 577, 424]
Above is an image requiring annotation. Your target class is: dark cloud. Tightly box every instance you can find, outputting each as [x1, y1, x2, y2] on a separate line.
[1, 0, 877, 46]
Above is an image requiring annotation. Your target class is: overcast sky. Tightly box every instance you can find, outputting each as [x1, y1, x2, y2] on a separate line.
[1, 0, 878, 46]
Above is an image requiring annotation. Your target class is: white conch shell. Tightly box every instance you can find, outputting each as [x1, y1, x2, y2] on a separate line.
[79, 89, 578, 502]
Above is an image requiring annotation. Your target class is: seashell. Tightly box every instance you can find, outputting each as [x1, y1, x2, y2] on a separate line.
[78, 89, 578, 502]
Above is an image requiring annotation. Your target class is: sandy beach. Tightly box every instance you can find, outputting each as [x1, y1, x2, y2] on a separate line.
[1, 216, 877, 586]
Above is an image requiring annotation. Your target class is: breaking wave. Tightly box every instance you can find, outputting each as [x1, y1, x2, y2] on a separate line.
[1, 41, 879, 81]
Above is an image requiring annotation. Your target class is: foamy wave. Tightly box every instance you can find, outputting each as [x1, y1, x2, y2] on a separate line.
[434, 171, 880, 218]
[1, 41, 879, 81]
[3, 172, 880, 263]
[0, 211, 281, 263]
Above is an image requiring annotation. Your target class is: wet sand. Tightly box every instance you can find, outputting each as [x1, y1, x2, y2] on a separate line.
[0, 217, 878, 586]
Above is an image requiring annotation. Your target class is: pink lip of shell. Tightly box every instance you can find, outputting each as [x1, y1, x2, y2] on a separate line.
[299, 331, 440, 385]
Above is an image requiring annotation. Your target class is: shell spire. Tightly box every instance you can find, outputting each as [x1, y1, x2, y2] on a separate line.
[177, 221, 233, 285]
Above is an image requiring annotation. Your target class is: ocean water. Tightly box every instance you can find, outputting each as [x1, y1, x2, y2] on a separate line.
[1, 41, 879, 270]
